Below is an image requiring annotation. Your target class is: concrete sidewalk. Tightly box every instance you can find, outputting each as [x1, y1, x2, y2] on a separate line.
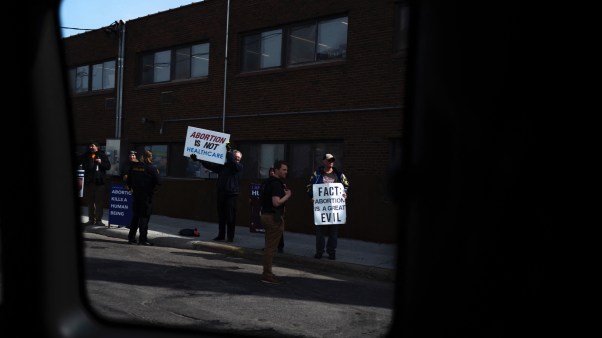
[82, 210, 397, 282]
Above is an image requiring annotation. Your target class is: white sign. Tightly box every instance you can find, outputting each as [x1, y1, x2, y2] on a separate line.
[313, 183, 347, 225]
[106, 138, 121, 176]
[183, 126, 230, 165]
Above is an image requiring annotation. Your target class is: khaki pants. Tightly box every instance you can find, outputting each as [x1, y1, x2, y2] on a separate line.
[261, 213, 284, 277]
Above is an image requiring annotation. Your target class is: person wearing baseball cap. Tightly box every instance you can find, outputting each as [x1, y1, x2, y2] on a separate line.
[305, 153, 350, 260]
[122, 150, 139, 184]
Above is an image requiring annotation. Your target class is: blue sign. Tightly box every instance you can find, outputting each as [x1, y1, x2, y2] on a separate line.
[108, 183, 133, 228]
[250, 182, 261, 199]
[249, 183, 264, 233]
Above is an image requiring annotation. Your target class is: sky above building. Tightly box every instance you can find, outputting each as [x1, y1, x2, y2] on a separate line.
[59, 0, 201, 38]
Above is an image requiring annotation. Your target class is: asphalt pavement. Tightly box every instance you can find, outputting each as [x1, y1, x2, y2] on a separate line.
[81, 208, 397, 282]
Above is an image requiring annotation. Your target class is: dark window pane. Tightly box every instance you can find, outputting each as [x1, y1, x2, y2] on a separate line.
[317, 17, 347, 60]
[141, 54, 154, 84]
[175, 47, 191, 80]
[288, 24, 316, 65]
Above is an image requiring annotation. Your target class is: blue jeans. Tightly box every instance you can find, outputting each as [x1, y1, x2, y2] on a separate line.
[315, 224, 338, 255]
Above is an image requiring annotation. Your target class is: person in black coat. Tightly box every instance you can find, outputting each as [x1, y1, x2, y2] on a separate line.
[191, 144, 243, 242]
[126, 150, 161, 245]
[79, 141, 111, 226]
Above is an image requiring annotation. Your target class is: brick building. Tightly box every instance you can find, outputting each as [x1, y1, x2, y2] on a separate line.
[63, 0, 407, 243]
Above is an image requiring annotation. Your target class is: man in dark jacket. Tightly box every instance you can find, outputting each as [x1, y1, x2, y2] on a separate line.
[126, 150, 161, 245]
[191, 144, 243, 242]
[306, 153, 349, 260]
[80, 141, 111, 226]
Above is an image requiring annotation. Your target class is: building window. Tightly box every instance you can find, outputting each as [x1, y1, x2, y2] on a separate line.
[155, 50, 171, 83]
[236, 142, 343, 180]
[147, 145, 168, 177]
[140, 43, 210, 85]
[289, 17, 348, 65]
[163, 142, 343, 180]
[68, 60, 115, 94]
[75, 65, 89, 93]
[91, 60, 115, 90]
[191, 43, 210, 77]
[241, 15, 347, 72]
[140, 50, 170, 84]
[175, 43, 210, 80]
[242, 29, 283, 72]
[129, 145, 170, 177]
[288, 24, 316, 64]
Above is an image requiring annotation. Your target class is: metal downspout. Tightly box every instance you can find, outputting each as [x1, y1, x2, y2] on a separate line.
[115, 20, 125, 138]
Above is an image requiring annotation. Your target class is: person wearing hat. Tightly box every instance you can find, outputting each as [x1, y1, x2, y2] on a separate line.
[126, 150, 161, 245]
[79, 141, 111, 226]
[306, 153, 350, 260]
[122, 150, 139, 185]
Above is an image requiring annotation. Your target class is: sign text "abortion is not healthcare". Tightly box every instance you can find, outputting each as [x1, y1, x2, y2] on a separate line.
[183, 126, 230, 165]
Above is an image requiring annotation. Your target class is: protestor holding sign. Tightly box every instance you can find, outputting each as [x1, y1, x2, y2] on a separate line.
[306, 153, 349, 260]
[190, 141, 243, 242]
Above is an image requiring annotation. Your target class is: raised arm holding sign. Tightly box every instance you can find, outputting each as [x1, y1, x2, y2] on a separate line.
[186, 126, 243, 243]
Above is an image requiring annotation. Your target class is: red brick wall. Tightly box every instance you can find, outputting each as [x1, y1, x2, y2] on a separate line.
[66, 0, 404, 243]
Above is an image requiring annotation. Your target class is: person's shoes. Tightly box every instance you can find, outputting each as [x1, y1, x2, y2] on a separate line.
[278, 248, 284, 253]
[328, 253, 336, 260]
[213, 236, 225, 241]
[127, 239, 137, 244]
[227, 238, 234, 243]
[95, 221, 106, 226]
[82, 221, 94, 225]
[138, 241, 152, 246]
[261, 275, 281, 284]
[314, 253, 323, 259]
